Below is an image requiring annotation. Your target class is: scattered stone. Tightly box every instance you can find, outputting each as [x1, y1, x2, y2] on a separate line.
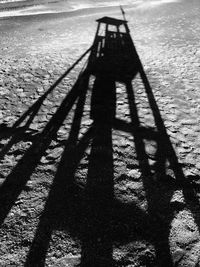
[37, 87, 45, 93]
[177, 147, 187, 154]
[167, 114, 178, 122]
[29, 123, 39, 131]
[172, 248, 185, 264]
[40, 156, 49, 164]
[51, 255, 81, 267]
[25, 181, 35, 190]
[139, 249, 156, 266]
[181, 118, 197, 125]
[181, 127, 195, 136]
[145, 143, 157, 158]
[46, 147, 63, 160]
[196, 162, 200, 170]
[42, 164, 57, 173]
[57, 128, 68, 136]
[34, 68, 48, 77]
[0, 178, 5, 186]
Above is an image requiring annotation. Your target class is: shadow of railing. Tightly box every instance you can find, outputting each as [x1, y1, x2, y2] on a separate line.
[0, 47, 92, 226]
[0, 46, 92, 161]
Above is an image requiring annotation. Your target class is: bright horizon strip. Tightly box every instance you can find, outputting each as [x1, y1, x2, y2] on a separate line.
[0, 0, 182, 18]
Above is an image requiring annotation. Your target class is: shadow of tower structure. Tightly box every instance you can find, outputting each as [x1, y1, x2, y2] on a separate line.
[81, 16, 141, 267]
[23, 16, 200, 267]
[87, 16, 139, 83]
[74, 16, 200, 267]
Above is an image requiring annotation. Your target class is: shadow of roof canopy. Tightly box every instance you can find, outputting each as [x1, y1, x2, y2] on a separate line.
[96, 16, 128, 26]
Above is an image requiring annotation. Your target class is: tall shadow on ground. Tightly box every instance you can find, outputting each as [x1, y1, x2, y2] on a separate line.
[25, 73, 116, 266]
[1, 16, 200, 267]
[25, 16, 200, 267]
[136, 64, 200, 266]
[25, 71, 92, 266]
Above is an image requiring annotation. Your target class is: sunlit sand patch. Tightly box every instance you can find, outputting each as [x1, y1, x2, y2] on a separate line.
[67, 0, 140, 10]
[135, 0, 181, 10]
[170, 210, 200, 264]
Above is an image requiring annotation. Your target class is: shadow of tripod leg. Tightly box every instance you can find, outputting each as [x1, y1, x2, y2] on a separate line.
[25, 74, 90, 267]
[125, 80, 150, 176]
[126, 80, 174, 266]
[24, 132, 92, 267]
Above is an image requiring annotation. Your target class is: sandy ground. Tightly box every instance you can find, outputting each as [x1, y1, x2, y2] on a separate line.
[0, 0, 200, 266]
